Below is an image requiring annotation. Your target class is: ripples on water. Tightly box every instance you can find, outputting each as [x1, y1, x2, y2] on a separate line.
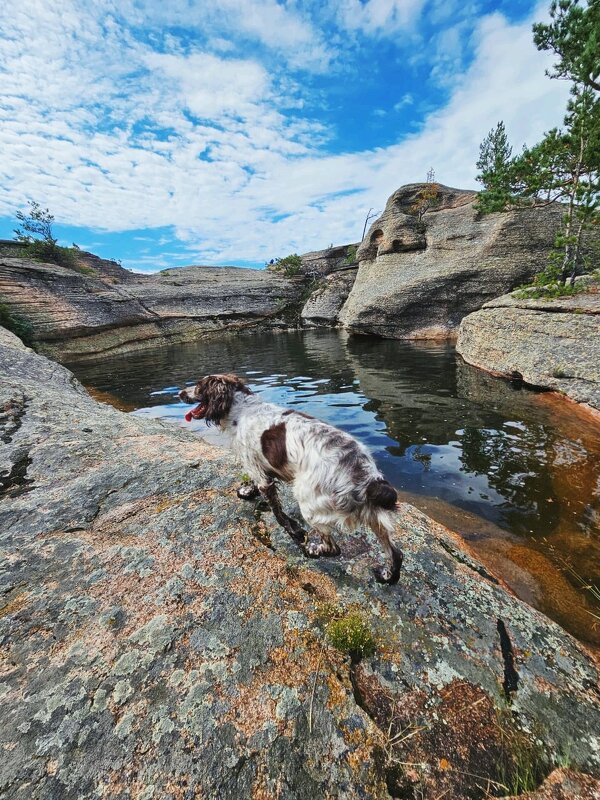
[71, 329, 600, 645]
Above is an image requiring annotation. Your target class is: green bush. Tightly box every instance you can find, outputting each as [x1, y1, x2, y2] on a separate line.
[513, 280, 581, 300]
[271, 253, 303, 277]
[344, 245, 358, 264]
[325, 612, 377, 659]
[25, 240, 78, 270]
[0, 302, 34, 345]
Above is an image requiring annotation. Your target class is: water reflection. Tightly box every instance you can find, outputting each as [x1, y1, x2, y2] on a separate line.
[71, 329, 600, 644]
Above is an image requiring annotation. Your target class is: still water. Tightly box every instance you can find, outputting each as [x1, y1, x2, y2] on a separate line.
[70, 329, 600, 646]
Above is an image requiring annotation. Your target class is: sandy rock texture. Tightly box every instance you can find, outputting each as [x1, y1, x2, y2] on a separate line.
[1, 331, 600, 799]
[338, 184, 570, 339]
[0, 258, 305, 363]
[301, 268, 358, 327]
[298, 243, 358, 277]
[456, 280, 600, 414]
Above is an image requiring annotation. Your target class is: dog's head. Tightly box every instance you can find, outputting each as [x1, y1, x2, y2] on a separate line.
[178, 373, 251, 425]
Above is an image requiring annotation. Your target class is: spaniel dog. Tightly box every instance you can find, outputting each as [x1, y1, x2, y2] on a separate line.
[179, 373, 403, 584]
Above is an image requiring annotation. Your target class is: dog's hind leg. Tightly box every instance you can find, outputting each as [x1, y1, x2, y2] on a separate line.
[370, 516, 403, 585]
[303, 526, 341, 559]
[260, 480, 306, 545]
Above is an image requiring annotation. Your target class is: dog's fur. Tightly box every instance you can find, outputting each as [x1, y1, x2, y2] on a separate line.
[179, 373, 403, 583]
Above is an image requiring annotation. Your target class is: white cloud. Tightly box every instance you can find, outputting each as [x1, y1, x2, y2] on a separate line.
[333, 0, 428, 34]
[394, 93, 414, 111]
[0, 1, 572, 267]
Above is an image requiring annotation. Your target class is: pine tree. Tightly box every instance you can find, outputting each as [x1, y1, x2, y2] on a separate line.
[533, 0, 600, 91]
[514, 87, 600, 284]
[475, 122, 516, 212]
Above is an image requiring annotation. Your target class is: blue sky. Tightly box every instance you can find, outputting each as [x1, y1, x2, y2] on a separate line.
[0, 0, 570, 271]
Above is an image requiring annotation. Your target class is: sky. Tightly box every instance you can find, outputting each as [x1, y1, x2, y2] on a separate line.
[0, 0, 571, 271]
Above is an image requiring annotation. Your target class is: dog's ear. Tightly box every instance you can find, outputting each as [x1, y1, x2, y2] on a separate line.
[201, 374, 250, 424]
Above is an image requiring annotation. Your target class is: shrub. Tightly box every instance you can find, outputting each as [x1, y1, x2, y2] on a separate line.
[0, 302, 34, 345]
[325, 612, 377, 659]
[344, 245, 358, 264]
[271, 254, 303, 277]
[24, 240, 79, 270]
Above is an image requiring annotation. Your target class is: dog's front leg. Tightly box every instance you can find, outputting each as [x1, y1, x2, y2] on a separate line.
[260, 481, 306, 545]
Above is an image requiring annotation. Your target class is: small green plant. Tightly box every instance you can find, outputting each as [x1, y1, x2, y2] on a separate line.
[344, 245, 358, 265]
[552, 367, 568, 379]
[494, 706, 548, 796]
[0, 302, 34, 345]
[239, 472, 251, 483]
[271, 253, 303, 277]
[314, 601, 343, 626]
[325, 612, 377, 659]
[24, 239, 79, 270]
[513, 273, 582, 300]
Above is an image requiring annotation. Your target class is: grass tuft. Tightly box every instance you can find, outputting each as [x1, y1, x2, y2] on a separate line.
[325, 612, 377, 659]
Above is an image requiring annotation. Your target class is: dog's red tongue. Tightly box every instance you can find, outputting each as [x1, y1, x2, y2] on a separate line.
[184, 404, 205, 422]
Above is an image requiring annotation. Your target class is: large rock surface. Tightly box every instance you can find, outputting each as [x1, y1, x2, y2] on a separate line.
[1, 329, 600, 799]
[456, 280, 600, 414]
[298, 243, 358, 277]
[0, 258, 304, 362]
[338, 184, 572, 339]
[301, 268, 357, 327]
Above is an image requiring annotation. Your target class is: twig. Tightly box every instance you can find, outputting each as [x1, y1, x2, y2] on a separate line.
[308, 642, 325, 734]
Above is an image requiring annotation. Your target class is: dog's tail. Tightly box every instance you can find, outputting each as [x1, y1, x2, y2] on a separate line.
[365, 477, 397, 510]
[365, 476, 400, 540]
[365, 478, 403, 582]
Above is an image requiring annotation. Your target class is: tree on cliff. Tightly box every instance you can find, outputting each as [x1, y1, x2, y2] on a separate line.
[513, 87, 599, 285]
[475, 0, 599, 289]
[410, 182, 441, 222]
[475, 122, 515, 213]
[13, 201, 77, 269]
[533, 0, 600, 90]
[14, 201, 57, 246]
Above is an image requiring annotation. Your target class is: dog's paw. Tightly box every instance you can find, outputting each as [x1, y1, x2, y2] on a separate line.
[302, 537, 341, 559]
[237, 483, 260, 500]
[302, 541, 323, 559]
[373, 565, 400, 585]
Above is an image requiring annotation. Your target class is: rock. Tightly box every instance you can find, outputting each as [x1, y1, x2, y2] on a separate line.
[0, 258, 305, 363]
[301, 268, 357, 327]
[456, 280, 600, 414]
[1, 331, 599, 799]
[298, 243, 359, 277]
[338, 183, 574, 339]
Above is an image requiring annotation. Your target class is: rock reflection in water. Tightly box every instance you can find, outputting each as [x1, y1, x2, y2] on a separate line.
[71, 329, 600, 645]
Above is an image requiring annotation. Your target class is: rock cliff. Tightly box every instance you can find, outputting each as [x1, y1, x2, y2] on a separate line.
[301, 268, 357, 327]
[338, 184, 569, 339]
[1, 328, 599, 799]
[456, 279, 600, 414]
[298, 243, 358, 276]
[0, 257, 304, 363]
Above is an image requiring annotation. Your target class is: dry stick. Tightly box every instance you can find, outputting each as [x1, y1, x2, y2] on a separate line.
[308, 642, 326, 734]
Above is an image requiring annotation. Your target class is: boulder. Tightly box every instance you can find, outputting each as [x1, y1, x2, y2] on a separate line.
[0, 258, 305, 363]
[1, 331, 599, 799]
[301, 268, 357, 327]
[338, 183, 569, 339]
[456, 279, 600, 414]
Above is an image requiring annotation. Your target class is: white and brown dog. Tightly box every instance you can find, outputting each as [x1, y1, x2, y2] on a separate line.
[179, 373, 403, 584]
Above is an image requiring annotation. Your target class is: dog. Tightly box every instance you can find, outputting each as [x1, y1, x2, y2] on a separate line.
[179, 373, 403, 584]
